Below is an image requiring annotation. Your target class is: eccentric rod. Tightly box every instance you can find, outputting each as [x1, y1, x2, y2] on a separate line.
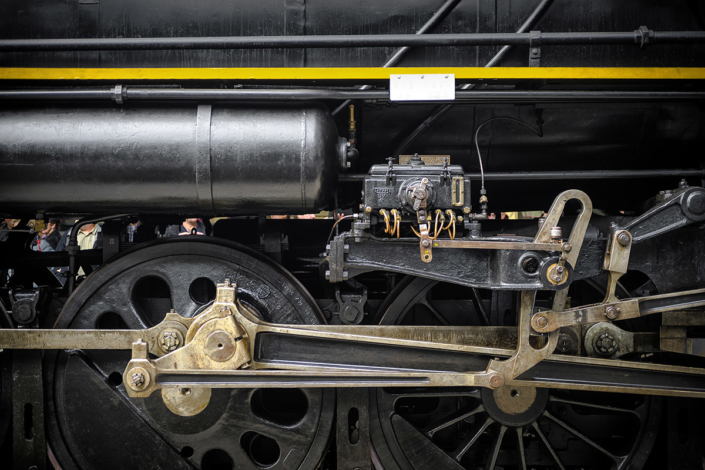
[0, 29, 703, 51]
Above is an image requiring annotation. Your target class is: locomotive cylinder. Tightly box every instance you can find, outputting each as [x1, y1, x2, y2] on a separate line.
[0, 104, 346, 215]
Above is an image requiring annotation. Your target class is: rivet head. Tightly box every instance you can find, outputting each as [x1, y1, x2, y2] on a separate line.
[535, 316, 548, 328]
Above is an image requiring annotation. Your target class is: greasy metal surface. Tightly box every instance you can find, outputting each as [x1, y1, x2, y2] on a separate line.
[161, 386, 212, 417]
[0, 105, 344, 215]
[11, 351, 46, 470]
[432, 239, 557, 251]
[0, 312, 193, 356]
[532, 287, 705, 333]
[42, 238, 335, 470]
[336, 388, 371, 470]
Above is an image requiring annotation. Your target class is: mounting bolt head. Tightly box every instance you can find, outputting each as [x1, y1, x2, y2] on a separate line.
[127, 367, 150, 392]
[131, 373, 144, 387]
[562, 243, 572, 253]
[617, 231, 631, 246]
[422, 239, 430, 248]
[160, 330, 182, 353]
[364, 206, 372, 214]
[604, 306, 620, 321]
[594, 332, 618, 356]
[536, 316, 548, 328]
[488, 373, 504, 389]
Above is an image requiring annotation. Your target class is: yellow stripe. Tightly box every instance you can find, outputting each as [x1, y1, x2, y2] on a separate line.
[1, 67, 704, 81]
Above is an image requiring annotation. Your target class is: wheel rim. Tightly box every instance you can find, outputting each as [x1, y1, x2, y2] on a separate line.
[370, 275, 661, 470]
[44, 238, 334, 470]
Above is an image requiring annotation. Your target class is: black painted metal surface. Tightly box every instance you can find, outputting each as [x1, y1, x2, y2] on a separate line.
[1, 0, 704, 68]
[0, 105, 345, 216]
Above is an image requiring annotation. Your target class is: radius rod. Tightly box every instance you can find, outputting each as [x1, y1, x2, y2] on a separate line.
[1, 281, 705, 400]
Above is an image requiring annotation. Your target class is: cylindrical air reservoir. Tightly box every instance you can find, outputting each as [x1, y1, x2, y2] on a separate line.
[0, 104, 347, 215]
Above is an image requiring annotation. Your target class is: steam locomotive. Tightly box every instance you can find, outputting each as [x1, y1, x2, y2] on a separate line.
[1, 0, 705, 469]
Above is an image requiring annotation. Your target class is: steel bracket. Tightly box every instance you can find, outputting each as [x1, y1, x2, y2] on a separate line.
[529, 30, 541, 67]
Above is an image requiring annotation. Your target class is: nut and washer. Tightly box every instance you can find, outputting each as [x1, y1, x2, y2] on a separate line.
[535, 316, 548, 329]
[488, 373, 504, 389]
[127, 366, 150, 392]
[617, 231, 631, 247]
[604, 306, 621, 321]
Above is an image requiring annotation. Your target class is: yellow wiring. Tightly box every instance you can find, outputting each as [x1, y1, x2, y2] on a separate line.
[390, 209, 400, 238]
[432, 210, 442, 240]
[380, 209, 390, 234]
[445, 210, 456, 240]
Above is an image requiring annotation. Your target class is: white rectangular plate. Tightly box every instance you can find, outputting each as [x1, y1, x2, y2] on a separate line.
[389, 73, 455, 101]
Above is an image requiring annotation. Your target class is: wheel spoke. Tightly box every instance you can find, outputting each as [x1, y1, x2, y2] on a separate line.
[450, 415, 494, 461]
[543, 410, 621, 463]
[421, 404, 484, 437]
[550, 396, 640, 418]
[515, 426, 527, 470]
[484, 425, 507, 470]
[420, 296, 450, 325]
[531, 421, 566, 470]
[470, 288, 490, 326]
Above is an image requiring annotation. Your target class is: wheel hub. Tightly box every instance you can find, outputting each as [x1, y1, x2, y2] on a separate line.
[482, 385, 548, 426]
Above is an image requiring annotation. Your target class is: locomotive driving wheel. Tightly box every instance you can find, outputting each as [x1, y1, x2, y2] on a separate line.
[370, 276, 661, 470]
[44, 238, 334, 470]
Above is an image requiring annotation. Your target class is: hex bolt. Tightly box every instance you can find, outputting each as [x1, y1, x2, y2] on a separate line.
[488, 373, 504, 389]
[562, 243, 572, 253]
[160, 330, 182, 353]
[535, 316, 548, 329]
[617, 231, 631, 247]
[422, 239, 430, 248]
[556, 266, 565, 274]
[604, 306, 621, 320]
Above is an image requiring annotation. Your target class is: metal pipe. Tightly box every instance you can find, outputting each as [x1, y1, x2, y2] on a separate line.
[65, 214, 131, 294]
[1, 29, 703, 52]
[2, 88, 704, 102]
[332, 0, 462, 115]
[391, 0, 554, 157]
[339, 169, 705, 182]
